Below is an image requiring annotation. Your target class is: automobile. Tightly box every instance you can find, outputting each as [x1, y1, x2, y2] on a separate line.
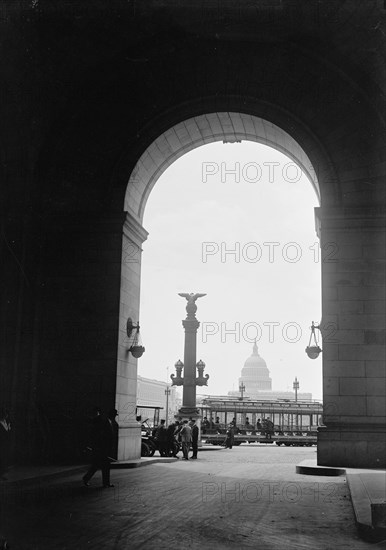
[140, 420, 180, 457]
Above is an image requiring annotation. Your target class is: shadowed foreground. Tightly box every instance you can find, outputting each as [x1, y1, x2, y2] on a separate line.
[1, 446, 382, 549]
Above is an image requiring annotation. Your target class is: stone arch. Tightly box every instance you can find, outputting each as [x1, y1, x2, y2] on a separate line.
[117, 110, 331, 461]
[124, 112, 338, 223]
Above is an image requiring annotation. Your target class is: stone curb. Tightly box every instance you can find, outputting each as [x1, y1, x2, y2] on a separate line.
[346, 473, 386, 543]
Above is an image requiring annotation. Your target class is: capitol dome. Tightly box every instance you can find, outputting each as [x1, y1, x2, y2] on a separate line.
[239, 342, 272, 394]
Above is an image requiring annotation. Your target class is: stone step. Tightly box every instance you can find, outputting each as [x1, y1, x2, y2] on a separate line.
[346, 472, 386, 542]
[296, 459, 346, 476]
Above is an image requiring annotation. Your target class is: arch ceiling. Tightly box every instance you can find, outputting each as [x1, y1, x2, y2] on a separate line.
[124, 112, 321, 222]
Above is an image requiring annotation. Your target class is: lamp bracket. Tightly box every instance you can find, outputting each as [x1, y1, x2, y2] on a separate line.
[126, 317, 140, 339]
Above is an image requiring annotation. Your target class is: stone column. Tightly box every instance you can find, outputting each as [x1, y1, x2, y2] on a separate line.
[181, 316, 200, 413]
[316, 206, 386, 468]
[176, 293, 208, 419]
[116, 211, 148, 460]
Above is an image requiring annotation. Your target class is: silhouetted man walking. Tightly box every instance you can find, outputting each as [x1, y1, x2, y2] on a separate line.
[83, 407, 114, 488]
[108, 408, 119, 460]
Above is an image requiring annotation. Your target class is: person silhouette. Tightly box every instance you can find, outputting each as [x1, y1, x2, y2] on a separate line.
[83, 407, 114, 488]
[108, 408, 119, 460]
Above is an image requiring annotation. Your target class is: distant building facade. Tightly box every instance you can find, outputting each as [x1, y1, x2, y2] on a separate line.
[137, 375, 181, 423]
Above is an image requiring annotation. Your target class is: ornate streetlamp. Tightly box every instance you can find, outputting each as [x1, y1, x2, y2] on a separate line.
[196, 360, 209, 386]
[165, 386, 171, 426]
[293, 377, 299, 402]
[170, 360, 184, 385]
[293, 377, 300, 429]
[170, 293, 209, 417]
[239, 382, 245, 400]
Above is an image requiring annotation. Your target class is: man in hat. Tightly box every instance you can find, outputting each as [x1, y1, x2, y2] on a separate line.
[179, 420, 192, 460]
[83, 407, 114, 488]
[190, 419, 199, 459]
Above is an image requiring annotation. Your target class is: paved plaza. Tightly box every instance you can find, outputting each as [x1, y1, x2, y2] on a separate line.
[1, 445, 384, 549]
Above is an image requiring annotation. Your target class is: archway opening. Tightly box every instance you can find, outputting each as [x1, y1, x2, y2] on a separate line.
[124, 112, 322, 222]
[118, 112, 325, 460]
[139, 141, 321, 404]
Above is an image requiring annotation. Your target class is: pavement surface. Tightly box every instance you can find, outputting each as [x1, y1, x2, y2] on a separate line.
[1, 445, 385, 549]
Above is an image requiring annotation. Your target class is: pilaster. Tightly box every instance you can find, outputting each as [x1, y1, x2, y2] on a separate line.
[116, 211, 148, 460]
[316, 206, 386, 468]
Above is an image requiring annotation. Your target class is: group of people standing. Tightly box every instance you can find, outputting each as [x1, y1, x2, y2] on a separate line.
[83, 410, 202, 487]
[153, 417, 199, 460]
[255, 417, 275, 438]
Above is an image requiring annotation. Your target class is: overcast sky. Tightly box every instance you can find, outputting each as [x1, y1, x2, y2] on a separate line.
[138, 141, 323, 400]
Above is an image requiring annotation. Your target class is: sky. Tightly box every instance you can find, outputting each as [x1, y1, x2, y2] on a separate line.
[137, 141, 323, 400]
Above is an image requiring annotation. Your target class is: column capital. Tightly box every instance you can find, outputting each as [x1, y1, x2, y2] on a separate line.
[182, 319, 200, 332]
[123, 211, 149, 246]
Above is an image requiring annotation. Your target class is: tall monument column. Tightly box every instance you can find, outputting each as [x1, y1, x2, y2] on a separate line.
[181, 314, 200, 414]
[171, 293, 209, 417]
